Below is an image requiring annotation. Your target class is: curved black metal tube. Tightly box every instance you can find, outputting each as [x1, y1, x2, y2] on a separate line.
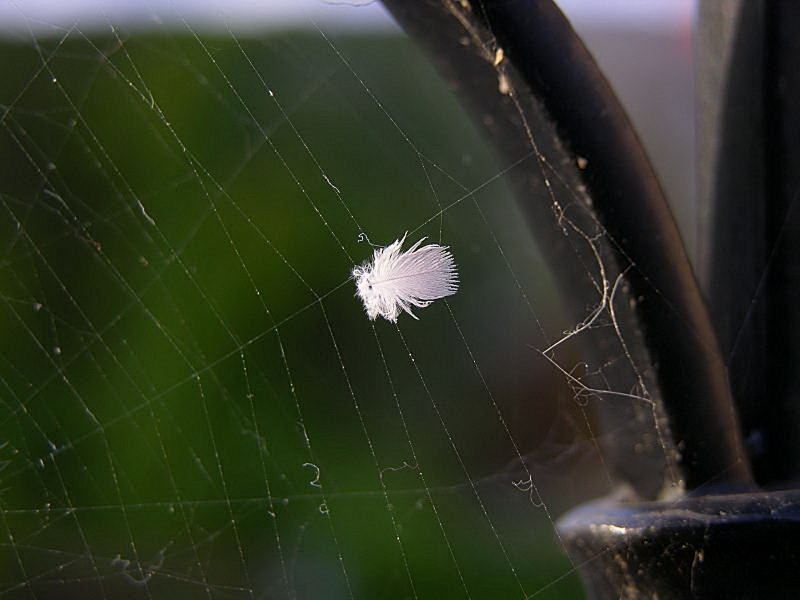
[471, 0, 752, 490]
[381, 0, 752, 491]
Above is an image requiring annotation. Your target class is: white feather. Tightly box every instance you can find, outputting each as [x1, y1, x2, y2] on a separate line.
[352, 234, 459, 322]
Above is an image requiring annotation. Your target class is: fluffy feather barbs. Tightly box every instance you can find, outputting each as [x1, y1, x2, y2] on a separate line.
[352, 234, 459, 322]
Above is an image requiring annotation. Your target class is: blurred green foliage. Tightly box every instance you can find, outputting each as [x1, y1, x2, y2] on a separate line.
[0, 28, 591, 599]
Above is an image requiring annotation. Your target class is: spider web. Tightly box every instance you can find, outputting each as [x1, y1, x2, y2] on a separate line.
[0, 1, 696, 598]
